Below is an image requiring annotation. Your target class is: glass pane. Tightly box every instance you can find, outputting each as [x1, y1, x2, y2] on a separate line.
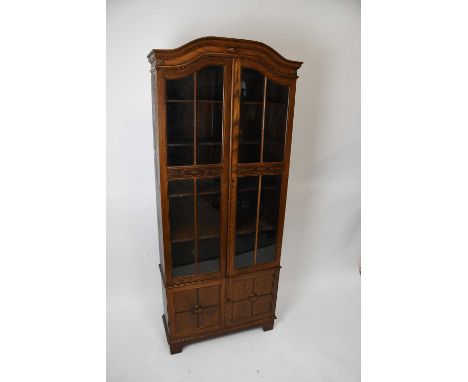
[197, 178, 221, 274]
[172, 241, 196, 277]
[256, 175, 282, 264]
[197, 66, 223, 101]
[196, 102, 222, 164]
[235, 176, 259, 268]
[167, 103, 193, 144]
[168, 179, 196, 276]
[166, 76, 193, 100]
[263, 80, 289, 162]
[166, 75, 194, 166]
[196, 66, 223, 164]
[168, 179, 193, 197]
[198, 238, 220, 274]
[239, 69, 264, 163]
[266, 80, 288, 103]
[241, 68, 264, 102]
[167, 144, 194, 166]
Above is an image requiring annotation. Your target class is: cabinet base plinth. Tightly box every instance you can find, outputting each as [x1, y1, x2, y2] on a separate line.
[169, 342, 183, 355]
[162, 314, 276, 355]
[262, 319, 274, 331]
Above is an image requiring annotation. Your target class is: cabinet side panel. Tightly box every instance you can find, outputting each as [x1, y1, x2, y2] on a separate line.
[274, 80, 297, 263]
[161, 284, 169, 328]
[151, 71, 166, 273]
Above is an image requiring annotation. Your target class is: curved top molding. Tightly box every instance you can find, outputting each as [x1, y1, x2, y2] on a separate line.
[147, 36, 303, 77]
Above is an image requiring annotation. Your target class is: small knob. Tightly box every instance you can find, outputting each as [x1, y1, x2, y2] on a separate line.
[192, 305, 203, 314]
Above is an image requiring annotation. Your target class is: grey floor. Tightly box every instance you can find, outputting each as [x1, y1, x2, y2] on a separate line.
[107, 266, 360, 382]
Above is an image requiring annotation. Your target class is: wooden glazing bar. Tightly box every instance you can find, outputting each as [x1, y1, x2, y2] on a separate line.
[193, 177, 198, 274]
[260, 76, 267, 163]
[193, 72, 197, 165]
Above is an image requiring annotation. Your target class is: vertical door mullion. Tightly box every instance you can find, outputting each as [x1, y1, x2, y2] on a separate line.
[227, 59, 241, 275]
[220, 59, 232, 278]
[253, 175, 262, 265]
[193, 72, 197, 165]
[252, 76, 268, 266]
[193, 71, 198, 274]
[194, 177, 198, 274]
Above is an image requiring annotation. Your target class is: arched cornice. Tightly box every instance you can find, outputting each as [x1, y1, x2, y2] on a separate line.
[147, 36, 302, 78]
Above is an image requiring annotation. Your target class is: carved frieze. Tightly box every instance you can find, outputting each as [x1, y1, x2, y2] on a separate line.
[167, 165, 222, 179]
[236, 163, 284, 176]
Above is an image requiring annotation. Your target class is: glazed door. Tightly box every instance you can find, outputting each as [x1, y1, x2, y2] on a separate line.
[159, 58, 232, 284]
[228, 59, 294, 275]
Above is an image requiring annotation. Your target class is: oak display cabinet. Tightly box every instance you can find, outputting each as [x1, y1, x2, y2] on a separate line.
[148, 37, 302, 354]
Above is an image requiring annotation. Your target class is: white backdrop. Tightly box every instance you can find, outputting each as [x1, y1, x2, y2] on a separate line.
[107, 0, 360, 381]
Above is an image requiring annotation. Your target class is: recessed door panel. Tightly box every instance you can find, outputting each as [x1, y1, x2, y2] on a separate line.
[198, 285, 220, 306]
[173, 289, 197, 312]
[232, 300, 252, 322]
[175, 311, 198, 332]
[232, 278, 254, 301]
[252, 295, 272, 316]
[199, 306, 220, 329]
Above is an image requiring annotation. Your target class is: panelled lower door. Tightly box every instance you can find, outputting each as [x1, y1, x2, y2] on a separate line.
[159, 58, 232, 285]
[226, 269, 279, 327]
[169, 279, 225, 337]
[228, 59, 295, 276]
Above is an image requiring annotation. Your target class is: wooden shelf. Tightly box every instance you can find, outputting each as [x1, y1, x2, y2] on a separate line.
[167, 142, 221, 147]
[237, 185, 279, 193]
[166, 99, 222, 103]
[171, 223, 219, 243]
[169, 190, 219, 198]
[238, 140, 283, 145]
[170, 185, 278, 198]
[241, 101, 287, 106]
[171, 217, 274, 243]
[237, 217, 275, 235]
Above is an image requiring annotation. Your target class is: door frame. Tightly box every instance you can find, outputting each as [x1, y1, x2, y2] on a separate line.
[157, 56, 233, 286]
[226, 58, 298, 277]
